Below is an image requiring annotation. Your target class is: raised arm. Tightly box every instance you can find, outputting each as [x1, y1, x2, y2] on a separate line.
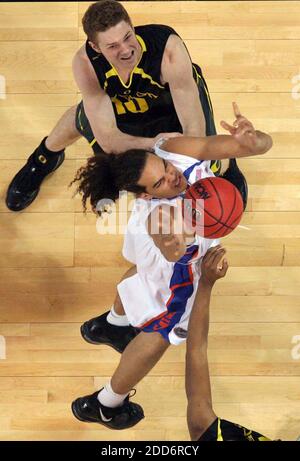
[161, 35, 206, 137]
[186, 245, 228, 440]
[161, 102, 273, 160]
[72, 47, 180, 154]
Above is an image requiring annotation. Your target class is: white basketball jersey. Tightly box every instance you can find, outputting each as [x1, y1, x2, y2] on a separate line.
[118, 139, 219, 344]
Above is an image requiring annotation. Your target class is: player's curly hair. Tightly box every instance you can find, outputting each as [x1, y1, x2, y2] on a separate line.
[82, 0, 132, 43]
[70, 150, 148, 214]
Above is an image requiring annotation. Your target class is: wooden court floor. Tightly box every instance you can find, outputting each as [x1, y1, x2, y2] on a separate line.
[0, 1, 300, 441]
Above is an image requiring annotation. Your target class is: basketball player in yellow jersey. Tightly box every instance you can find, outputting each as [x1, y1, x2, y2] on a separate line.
[186, 245, 272, 441]
[6, 0, 222, 212]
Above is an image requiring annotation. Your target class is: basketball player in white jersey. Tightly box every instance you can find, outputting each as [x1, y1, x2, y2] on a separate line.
[70, 104, 273, 429]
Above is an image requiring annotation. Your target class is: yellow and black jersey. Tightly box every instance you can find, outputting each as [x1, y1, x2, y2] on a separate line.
[85, 24, 212, 136]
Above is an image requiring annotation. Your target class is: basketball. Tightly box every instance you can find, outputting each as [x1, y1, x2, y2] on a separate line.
[183, 177, 244, 238]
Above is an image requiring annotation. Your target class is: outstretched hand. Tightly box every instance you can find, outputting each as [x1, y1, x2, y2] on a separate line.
[220, 102, 257, 150]
[201, 245, 229, 287]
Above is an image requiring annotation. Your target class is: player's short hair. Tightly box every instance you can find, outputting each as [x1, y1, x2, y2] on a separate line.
[82, 0, 133, 43]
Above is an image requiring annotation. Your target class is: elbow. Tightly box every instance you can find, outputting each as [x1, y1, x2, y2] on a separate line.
[187, 401, 215, 441]
[84, 115, 118, 154]
[251, 132, 274, 157]
[89, 138, 121, 155]
[266, 133, 273, 152]
[100, 139, 124, 155]
[257, 134, 273, 156]
[188, 418, 208, 441]
[100, 143, 114, 154]
[85, 128, 113, 154]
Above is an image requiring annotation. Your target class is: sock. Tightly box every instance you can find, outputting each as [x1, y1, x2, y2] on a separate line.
[33, 137, 64, 170]
[107, 305, 130, 327]
[97, 381, 129, 408]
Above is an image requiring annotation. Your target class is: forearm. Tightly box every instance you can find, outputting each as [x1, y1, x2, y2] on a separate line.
[186, 246, 228, 440]
[181, 107, 206, 138]
[186, 348, 216, 440]
[171, 88, 206, 138]
[186, 281, 216, 439]
[187, 281, 212, 353]
[91, 125, 154, 154]
[163, 131, 272, 160]
[185, 346, 212, 403]
[186, 280, 213, 401]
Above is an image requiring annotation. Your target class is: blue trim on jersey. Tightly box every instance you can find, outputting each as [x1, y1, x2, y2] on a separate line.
[142, 244, 199, 342]
[183, 161, 204, 182]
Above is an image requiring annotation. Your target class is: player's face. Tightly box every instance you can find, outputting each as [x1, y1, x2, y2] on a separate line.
[137, 153, 188, 199]
[93, 21, 140, 69]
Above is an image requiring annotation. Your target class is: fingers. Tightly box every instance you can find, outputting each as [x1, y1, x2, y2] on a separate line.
[203, 245, 227, 269]
[220, 120, 235, 135]
[234, 118, 255, 132]
[211, 247, 226, 267]
[235, 125, 255, 138]
[223, 258, 229, 273]
[201, 245, 229, 284]
[233, 116, 247, 127]
[203, 245, 224, 265]
[218, 258, 229, 277]
[232, 101, 241, 118]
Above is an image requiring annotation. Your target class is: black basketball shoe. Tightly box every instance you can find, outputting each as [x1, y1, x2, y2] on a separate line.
[6, 137, 65, 211]
[80, 311, 140, 353]
[71, 389, 144, 430]
[220, 159, 248, 210]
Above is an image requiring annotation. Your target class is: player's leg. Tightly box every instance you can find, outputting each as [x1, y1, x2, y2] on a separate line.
[80, 265, 140, 353]
[221, 158, 248, 210]
[111, 331, 169, 393]
[6, 105, 81, 211]
[75, 100, 104, 154]
[193, 64, 223, 175]
[72, 330, 169, 429]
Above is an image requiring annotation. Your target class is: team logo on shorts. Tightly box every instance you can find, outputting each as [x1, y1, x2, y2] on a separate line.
[173, 327, 187, 339]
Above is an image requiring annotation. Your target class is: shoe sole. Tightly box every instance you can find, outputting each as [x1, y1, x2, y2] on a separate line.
[5, 188, 39, 212]
[80, 323, 123, 353]
[6, 151, 65, 212]
[71, 399, 144, 430]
